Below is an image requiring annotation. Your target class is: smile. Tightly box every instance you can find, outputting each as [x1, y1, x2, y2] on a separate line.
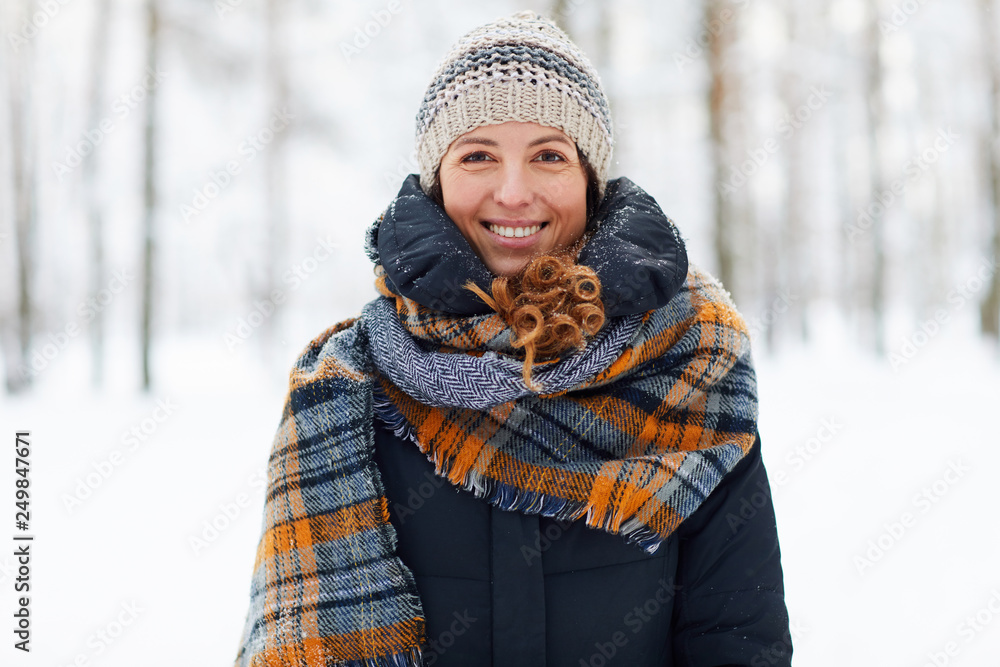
[487, 223, 544, 239]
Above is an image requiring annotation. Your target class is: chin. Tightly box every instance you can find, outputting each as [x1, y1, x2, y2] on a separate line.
[487, 264, 522, 278]
[486, 257, 530, 278]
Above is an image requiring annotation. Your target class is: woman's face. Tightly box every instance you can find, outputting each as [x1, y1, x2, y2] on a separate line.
[438, 121, 588, 277]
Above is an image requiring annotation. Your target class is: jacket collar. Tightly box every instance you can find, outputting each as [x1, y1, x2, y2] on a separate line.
[366, 174, 688, 317]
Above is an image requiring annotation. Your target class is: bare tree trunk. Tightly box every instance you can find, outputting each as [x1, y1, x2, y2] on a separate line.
[781, 0, 809, 342]
[595, 0, 612, 78]
[86, 0, 113, 387]
[826, 0, 855, 327]
[707, 0, 741, 293]
[597, 0, 621, 170]
[550, 0, 570, 25]
[140, 0, 160, 390]
[916, 51, 949, 314]
[864, 3, 887, 355]
[5, 1, 38, 393]
[263, 0, 289, 364]
[981, 0, 1000, 340]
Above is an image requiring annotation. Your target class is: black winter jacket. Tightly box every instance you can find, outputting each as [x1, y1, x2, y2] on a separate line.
[374, 424, 791, 667]
[368, 175, 791, 666]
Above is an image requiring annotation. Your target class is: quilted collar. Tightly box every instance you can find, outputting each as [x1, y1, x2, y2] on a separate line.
[366, 174, 688, 317]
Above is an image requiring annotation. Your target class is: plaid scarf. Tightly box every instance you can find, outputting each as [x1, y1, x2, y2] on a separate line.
[234, 265, 758, 667]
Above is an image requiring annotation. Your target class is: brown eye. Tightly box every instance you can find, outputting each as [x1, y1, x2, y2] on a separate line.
[462, 151, 492, 163]
[535, 151, 565, 162]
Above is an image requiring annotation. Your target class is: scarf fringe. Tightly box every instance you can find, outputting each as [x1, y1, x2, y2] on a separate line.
[329, 647, 424, 667]
[375, 388, 667, 554]
[617, 520, 664, 553]
[461, 472, 666, 553]
[373, 384, 421, 445]
[462, 470, 585, 521]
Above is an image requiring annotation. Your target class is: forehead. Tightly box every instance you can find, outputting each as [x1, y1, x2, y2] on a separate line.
[448, 121, 574, 150]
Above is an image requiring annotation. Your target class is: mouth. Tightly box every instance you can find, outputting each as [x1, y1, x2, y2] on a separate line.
[484, 221, 547, 239]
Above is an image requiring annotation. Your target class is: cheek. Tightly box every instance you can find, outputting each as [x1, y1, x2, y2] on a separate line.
[548, 179, 588, 228]
[441, 177, 479, 223]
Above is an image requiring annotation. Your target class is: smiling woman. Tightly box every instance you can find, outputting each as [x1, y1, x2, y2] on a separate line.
[234, 10, 791, 667]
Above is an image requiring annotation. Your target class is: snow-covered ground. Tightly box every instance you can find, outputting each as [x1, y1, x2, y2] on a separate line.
[2, 315, 998, 667]
[758, 327, 1000, 666]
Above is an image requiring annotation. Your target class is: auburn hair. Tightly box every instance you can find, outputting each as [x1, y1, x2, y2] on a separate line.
[466, 253, 605, 390]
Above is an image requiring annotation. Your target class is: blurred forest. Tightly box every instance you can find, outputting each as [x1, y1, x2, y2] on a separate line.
[1, 0, 997, 394]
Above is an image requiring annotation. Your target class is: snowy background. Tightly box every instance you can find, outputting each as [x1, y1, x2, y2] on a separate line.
[2, 0, 999, 665]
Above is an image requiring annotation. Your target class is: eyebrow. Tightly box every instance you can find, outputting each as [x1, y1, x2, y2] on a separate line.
[451, 133, 574, 149]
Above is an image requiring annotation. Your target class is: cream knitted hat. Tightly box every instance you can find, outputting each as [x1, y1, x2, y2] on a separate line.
[415, 11, 614, 198]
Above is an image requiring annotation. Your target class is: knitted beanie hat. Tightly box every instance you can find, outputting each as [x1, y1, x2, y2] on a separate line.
[415, 11, 614, 199]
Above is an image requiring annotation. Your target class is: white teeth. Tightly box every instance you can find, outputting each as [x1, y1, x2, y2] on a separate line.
[489, 224, 541, 238]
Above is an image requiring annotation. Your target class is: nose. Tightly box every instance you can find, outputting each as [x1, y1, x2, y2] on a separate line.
[494, 163, 533, 209]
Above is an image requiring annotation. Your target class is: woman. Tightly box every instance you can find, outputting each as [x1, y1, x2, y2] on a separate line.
[235, 11, 791, 667]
